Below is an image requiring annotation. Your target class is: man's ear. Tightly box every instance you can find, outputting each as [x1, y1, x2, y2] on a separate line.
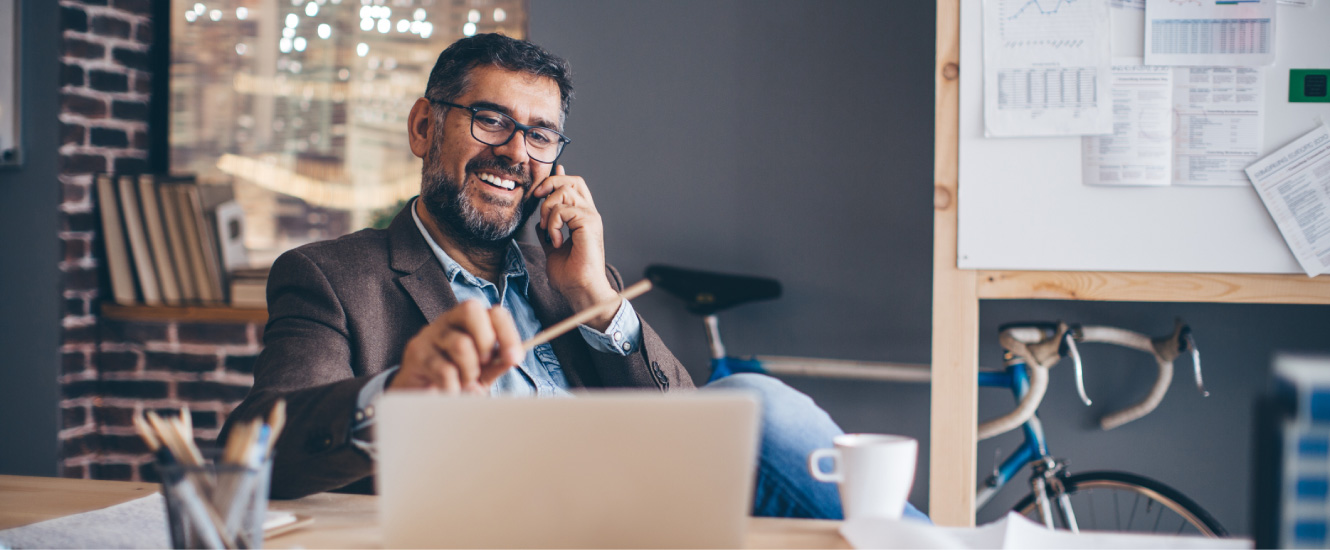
[407, 98, 433, 159]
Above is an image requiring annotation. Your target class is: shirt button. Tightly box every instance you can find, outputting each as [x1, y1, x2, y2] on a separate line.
[612, 331, 623, 343]
[365, 405, 374, 418]
[354, 410, 365, 422]
[621, 341, 632, 352]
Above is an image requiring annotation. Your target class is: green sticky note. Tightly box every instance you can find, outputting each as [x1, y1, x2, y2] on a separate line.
[1290, 70, 1330, 103]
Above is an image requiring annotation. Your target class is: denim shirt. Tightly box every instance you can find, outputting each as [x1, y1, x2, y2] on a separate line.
[349, 201, 643, 455]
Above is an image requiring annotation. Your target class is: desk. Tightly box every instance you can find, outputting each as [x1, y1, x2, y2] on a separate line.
[0, 475, 850, 549]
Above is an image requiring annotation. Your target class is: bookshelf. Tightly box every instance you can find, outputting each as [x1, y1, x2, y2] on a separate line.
[100, 303, 267, 324]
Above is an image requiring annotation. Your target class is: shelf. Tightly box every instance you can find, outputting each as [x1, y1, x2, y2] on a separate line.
[977, 271, 1330, 305]
[100, 303, 268, 324]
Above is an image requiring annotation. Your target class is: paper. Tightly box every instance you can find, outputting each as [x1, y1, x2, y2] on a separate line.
[1113, 0, 1146, 10]
[1083, 64, 1175, 186]
[1278, 0, 1312, 6]
[1244, 124, 1330, 277]
[982, 0, 1113, 137]
[0, 494, 170, 549]
[841, 511, 1253, 549]
[1172, 66, 1266, 186]
[1145, 0, 1277, 67]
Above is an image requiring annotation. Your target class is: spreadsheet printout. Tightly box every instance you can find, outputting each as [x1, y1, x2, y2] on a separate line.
[982, 0, 1113, 137]
[1172, 66, 1266, 186]
[1145, 0, 1277, 67]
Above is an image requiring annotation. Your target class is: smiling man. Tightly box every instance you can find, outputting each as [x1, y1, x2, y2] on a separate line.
[222, 33, 926, 521]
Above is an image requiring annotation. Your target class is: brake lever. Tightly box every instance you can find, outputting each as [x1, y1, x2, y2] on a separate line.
[1064, 332, 1091, 406]
[1182, 328, 1209, 397]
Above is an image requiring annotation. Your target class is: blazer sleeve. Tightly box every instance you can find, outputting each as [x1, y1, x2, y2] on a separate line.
[220, 248, 375, 499]
[584, 264, 696, 391]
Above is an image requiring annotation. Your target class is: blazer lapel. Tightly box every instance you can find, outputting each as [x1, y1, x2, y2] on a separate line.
[388, 200, 458, 323]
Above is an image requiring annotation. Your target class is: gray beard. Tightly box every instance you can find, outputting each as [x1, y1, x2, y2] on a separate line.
[419, 164, 537, 250]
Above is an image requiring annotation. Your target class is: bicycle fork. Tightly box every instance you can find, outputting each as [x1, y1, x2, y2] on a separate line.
[1030, 457, 1079, 533]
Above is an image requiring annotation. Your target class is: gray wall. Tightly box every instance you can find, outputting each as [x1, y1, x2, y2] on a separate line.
[530, 0, 1330, 535]
[0, 0, 62, 476]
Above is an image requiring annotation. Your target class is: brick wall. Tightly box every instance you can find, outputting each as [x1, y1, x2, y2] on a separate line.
[57, 0, 262, 481]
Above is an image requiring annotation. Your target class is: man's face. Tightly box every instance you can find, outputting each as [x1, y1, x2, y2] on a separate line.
[419, 65, 563, 245]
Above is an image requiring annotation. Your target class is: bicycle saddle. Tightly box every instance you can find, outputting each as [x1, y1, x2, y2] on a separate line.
[644, 264, 782, 316]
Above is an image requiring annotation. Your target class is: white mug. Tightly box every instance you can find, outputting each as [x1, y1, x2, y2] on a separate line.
[807, 433, 917, 520]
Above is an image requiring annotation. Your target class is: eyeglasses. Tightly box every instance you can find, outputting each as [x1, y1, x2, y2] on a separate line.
[429, 99, 571, 164]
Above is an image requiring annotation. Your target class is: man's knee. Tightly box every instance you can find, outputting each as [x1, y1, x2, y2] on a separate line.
[706, 373, 833, 432]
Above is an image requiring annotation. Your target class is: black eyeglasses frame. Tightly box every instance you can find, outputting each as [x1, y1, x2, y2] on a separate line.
[428, 99, 571, 164]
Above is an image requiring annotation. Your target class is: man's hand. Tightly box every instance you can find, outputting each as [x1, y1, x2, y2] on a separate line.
[389, 300, 525, 394]
[532, 165, 619, 331]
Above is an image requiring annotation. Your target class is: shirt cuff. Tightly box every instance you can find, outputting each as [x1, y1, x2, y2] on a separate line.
[350, 366, 398, 459]
[578, 298, 643, 356]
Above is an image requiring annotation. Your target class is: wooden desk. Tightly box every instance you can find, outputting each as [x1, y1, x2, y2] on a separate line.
[0, 475, 850, 548]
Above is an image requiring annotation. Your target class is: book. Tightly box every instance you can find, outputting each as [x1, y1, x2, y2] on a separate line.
[96, 173, 137, 306]
[171, 179, 218, 304]
[158, 183, 198, 302]
[229, 267, 268, 309]
[117, 173, 162, 305]
[182, 183, 226, 303]
[137, 174, 182, 305]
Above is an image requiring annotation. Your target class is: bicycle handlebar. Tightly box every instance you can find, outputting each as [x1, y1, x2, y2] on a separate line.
[978, 320, 1207, 440]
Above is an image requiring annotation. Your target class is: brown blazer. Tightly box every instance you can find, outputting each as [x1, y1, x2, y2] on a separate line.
[222, 205, 694, 499]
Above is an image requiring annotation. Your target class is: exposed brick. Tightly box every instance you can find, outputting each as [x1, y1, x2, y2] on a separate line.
[110, 99, 148, 121]
[177, 381, 251, 402]
[190, 410, 219, 429]
[113, 0, 153, 16]
[60, 153, 107, 175]
[90, 15, 132, 39]
[64, 211, 98, 233]
[90, 127, 129, 147]
[224, 354, 257, 375]
[63, 38, 105, 60]
[75, 0, 109, 5]
[132, 130, 148, 149]
[62, 380, 99, 399]
[66, 296, 88, 316]
[63, 350, 90, 375]
[113, 156, 148, 174]
[62, 266, 100, 291]
[133, 73, 151, 94]
[89, 70, 129, 93]
[139, 463, 160, 483]
[62, 123, 86, 146]
[91, 463, 134, 481]
[62, 93, 107, 118]
[62, 464, 87, 479]
[102, 380, 169, 399]
[62, 64, 84, 87]
[94, 406, 136, 427]
[64, 324, 98, 346]
[99, 349, 142, 372]
[63, 406, 88, 429]
[146, 351, 218, 372]
[62, 434, 99, 457]
[102, 321, 169, 343]
[111, 48, 150, 71]
[61, 5, 87, 33]
[178, 323, 250, 346]
[100, 434, 150, 455]
[133, 20, 153, 44]
[61, 235, 89, 261]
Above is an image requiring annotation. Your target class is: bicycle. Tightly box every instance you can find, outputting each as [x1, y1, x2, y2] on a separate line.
[646, 264, 1228, 537]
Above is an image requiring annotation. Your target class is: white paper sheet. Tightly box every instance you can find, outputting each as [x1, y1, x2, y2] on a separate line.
[1172, 66, 1266, 186]
[1244, 124, 1330, 277]
[1113, 0, 1146, 10]
[1145, 0, 1277, 67]
[841, 511, 1253, 549]
[982, 0, 1113, 137]
[1083, 63, 1174, 186]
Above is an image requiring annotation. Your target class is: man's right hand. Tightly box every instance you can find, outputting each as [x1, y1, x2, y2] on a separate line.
[389, 300, 524, 394]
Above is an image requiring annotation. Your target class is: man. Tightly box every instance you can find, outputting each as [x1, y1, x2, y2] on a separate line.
[223, 33, 924, 521]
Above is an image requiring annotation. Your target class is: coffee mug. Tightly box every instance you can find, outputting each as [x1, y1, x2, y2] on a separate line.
[807, 434, 917, 520]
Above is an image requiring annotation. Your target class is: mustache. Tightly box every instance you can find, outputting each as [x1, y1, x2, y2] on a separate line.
[466, 157, 531, 186]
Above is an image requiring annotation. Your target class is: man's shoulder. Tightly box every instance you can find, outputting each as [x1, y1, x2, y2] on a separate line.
[275, 227, 393, 278]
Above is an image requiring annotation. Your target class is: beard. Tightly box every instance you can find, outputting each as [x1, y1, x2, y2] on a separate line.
[419, 151, 538, 250]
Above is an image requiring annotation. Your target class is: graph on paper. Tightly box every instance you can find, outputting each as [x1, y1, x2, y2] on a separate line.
[997, 0, 1099, 48]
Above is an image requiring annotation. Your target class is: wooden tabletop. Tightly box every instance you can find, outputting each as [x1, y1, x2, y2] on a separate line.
[0, 475, 849, 548]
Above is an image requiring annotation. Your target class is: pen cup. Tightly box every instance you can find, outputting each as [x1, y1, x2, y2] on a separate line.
[157, 455, 273, 549]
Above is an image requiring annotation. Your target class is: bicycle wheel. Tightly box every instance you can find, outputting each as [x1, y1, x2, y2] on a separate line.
[1012, 471, 1227, 537]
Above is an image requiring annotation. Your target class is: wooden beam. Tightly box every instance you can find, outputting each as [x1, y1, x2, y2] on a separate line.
[978, 271, 1330, 304]
[101, 303, 268, 324]
[929, 0, 979, 527]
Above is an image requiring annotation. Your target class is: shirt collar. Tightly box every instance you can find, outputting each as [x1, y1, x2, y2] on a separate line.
[410, 198, 530, 295]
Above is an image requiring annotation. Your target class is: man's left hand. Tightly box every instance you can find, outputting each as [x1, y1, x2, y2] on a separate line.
[532, 165, 619, 331]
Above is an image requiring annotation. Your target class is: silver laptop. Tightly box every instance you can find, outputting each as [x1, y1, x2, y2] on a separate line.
[376, 391, 760, 549]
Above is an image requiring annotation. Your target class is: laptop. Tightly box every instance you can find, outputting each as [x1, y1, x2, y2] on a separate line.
[376, 391, 761, 549]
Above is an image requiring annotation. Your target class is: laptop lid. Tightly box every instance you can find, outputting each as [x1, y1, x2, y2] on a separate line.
[377, 391, 760, 549]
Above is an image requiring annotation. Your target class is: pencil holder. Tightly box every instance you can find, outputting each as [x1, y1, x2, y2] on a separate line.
[156, 453, 273, 549]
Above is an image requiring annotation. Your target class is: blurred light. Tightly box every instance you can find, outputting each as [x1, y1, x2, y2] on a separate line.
[356, 42, 369, 57]
[286, 14, 298, 27]
[318, 23, 331, 38]
[359, 6, 370, 17]
[283, 27, 295, 38]
[291, 0, 300, 5]
[209, 9, 221, 20]
[396, 19, 409, 32]
[338, 68, 351, 80]
[377, 18, 390, 33]
[236, 43, 248, 55]
[290, 61, 302, 74]
[185, 10, 197, 22]
[361, 0, 370, 4]
[367, 56, 379, 69]
[279, 37, 293, 52]
[462, 22, 476, 36]
[360, 17, 373, 30]
[305, 2, 318, 16]
[409, 20, 421, 33]
[294, 37, 307, 51]
[493, 8, 506, 22]
[236, 6, 248, 19]
[413, 8, 425, 21]
[193, 3, 205, 15]
[384, 57, 396, 69]
[467, 9, 479, 22]
[420, 21, 432, 38]
[317, 0, 326, 4]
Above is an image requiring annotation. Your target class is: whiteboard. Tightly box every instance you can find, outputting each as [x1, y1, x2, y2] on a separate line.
[958, 0, 1330, 273]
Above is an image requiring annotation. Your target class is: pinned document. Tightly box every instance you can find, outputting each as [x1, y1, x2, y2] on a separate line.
[1145, 0, 1277, 67]
[1244, 124, 1330, 277]
[1173, 67, 1266, 186]
[1083, 63, 1174, 186]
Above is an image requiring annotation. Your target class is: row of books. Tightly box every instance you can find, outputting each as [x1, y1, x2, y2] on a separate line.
[96, 173, 267, 309]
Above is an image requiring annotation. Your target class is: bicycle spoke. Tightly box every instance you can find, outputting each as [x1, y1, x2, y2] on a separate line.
[1127, 493, 1141, 531]
[1152, 503, 1163, 532]
[1113, 491, 1121, 529]
[1086, 489, 1097, 531]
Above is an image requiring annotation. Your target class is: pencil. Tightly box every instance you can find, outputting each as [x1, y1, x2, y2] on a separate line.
[522, 279, 652, 351]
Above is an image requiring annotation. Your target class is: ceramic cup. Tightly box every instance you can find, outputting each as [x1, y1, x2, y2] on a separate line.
[807, 433, 917, 520]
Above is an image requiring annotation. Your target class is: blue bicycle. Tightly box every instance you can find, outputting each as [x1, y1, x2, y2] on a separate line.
[648, 265, 1227, 537]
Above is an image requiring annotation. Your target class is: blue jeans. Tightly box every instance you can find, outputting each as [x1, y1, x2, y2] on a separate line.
[703, 373, 930, 522]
